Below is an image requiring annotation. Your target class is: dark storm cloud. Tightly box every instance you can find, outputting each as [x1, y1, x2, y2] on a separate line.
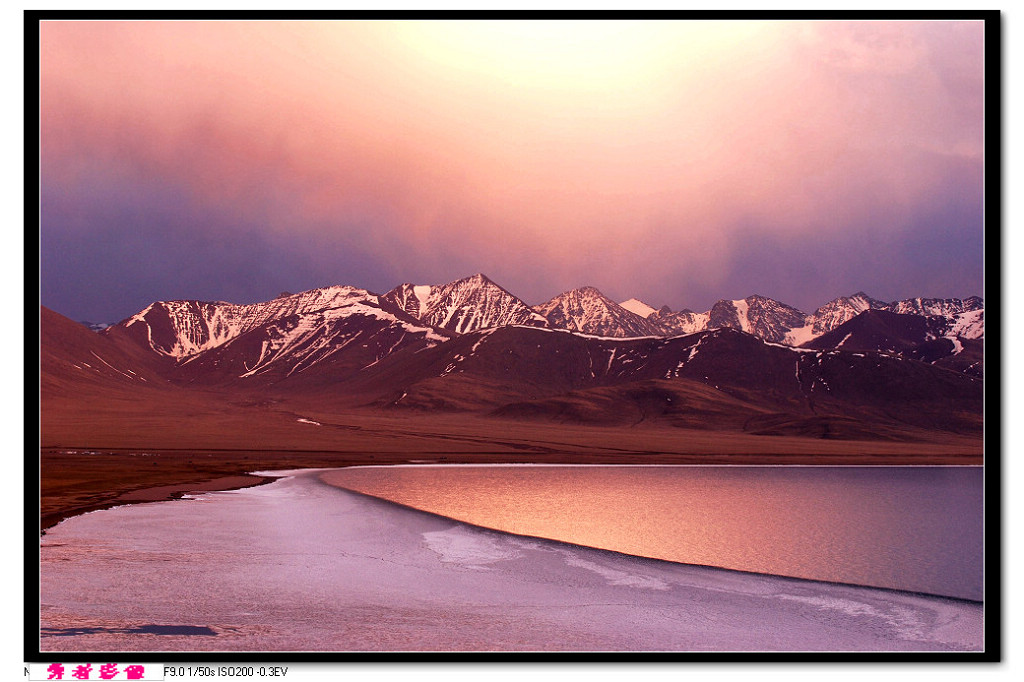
[40, 170, 400, 323]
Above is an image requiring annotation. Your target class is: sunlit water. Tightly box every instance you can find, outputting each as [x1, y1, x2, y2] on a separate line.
[39, 466, 984, 652]
[322, 465, 984, 601]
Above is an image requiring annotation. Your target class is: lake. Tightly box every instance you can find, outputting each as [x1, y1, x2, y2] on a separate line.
[322, 465, 984, 601]
[39, 465, 984, 652]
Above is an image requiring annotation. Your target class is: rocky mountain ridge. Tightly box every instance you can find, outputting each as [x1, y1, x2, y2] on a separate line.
[100, 273, 984, 348]
[620, 291, 983, 346]
[80, 273, 983, 397]
[45, 299, 983, 440]
[382, 273, 549, 335]
[534, 287, 664, 338]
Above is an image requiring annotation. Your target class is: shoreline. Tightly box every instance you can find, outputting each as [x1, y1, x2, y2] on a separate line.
[40, 474, 278, 533]
[316, 470, 984, 605]
[38, 446, 984, 533]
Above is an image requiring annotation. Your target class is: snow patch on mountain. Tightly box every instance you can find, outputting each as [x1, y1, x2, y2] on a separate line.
[413, 285, 432, 318]
[732, 299, 751, 333]
[619, 298, 658, 319]
[783, 323, 817, 347]
[946, 309, 984, 340]
[468, 328, 500, 355]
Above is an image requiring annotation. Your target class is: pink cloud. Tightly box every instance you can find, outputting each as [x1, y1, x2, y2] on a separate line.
[40, 19, 985, 307]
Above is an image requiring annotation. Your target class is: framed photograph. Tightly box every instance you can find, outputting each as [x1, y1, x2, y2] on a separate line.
[29, 10, 999, 666]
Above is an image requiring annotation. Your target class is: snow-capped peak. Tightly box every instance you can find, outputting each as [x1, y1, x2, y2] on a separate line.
[702, 295, 807, 344]
[808, 292, 888, 336]
[114, 286, 384, 360]
[536, 287, 663, 338]
[383, 274, 548, 334]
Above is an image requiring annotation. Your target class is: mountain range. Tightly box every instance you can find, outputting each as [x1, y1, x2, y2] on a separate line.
[44, 273, 984, 441]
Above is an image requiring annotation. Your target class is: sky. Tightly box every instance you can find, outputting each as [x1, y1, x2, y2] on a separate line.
[38, 18, 988, 323]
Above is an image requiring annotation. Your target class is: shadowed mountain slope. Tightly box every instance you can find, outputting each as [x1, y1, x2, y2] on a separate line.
[41, 306, 175, 393]
[338, 325, 981, 436]
[803, 309, 985, 378]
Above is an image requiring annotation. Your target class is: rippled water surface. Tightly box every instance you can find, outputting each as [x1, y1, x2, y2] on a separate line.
[322, 465, 984, 600]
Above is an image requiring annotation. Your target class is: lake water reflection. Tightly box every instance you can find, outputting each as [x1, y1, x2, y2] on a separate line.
[321, 465, 983, 601]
